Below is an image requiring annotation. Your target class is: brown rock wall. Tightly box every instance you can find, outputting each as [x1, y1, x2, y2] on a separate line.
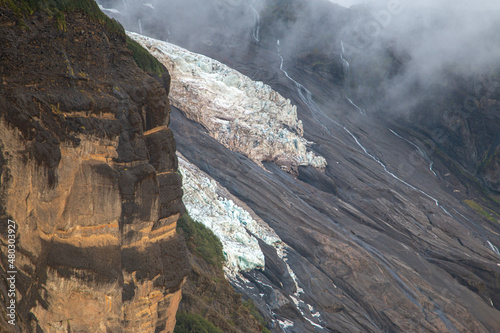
[0, 5, 188, 333]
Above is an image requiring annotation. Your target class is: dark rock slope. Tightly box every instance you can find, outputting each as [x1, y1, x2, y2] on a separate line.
[0, 2, 188, 332]
[103, 0, 500, 332]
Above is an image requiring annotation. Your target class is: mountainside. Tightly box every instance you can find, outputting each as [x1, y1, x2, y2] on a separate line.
[0, 1, 188, 332]
[100, 0, 500, 332]
[1, 0, 499, 332]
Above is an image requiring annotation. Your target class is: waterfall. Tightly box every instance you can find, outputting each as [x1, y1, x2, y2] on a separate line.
[340, 40, 350, 88]
[343, 127, 452, 217]
[275, 37, 453, 221]
[346, 96, 366, 116]
[276, 40, 337, 136]
[249, 2, 260, 42]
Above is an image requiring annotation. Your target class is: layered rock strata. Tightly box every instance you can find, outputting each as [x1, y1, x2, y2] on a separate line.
[0, 4, 188, 332]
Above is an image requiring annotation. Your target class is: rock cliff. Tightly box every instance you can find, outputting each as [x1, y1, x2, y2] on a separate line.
[29, 0, 500, 332]
[0, 2, 188, 332]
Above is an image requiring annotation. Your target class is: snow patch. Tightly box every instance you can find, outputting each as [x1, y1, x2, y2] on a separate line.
[278, 319, 295, 329]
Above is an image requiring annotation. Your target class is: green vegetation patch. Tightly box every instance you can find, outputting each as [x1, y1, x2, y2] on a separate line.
[177, 213, 224, 270]
[174, 313, 223, 333]
[478, 146, 499, 173]
[0, 0, 124, 34]
[242, 300, 271, 332]
[464, 200, 498, 223]
[126, 36, 165, 76]
[175, 212, 270, 332]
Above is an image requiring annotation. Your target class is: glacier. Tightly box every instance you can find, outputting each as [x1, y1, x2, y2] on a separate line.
[178, 154, 281, 276]
[129, 32, 327, 173]
[179, 153, 327, 328]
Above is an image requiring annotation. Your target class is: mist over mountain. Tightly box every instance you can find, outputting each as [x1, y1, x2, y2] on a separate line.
[93, 0, 500, 331]
[98, 0, 499, 191]
[1, 0, 499, 332]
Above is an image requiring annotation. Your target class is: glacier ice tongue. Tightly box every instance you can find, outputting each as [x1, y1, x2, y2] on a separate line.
[178, 154, 327, 328]
[178, 154, 281, 276]
[128, 32, 326, 173]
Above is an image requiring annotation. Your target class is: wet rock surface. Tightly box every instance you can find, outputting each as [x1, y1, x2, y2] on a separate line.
[171, 92, 500, 331]
[153, 2, 500, 330]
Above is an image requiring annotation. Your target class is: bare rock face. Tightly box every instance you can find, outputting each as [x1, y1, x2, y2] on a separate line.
[0, 5, 188, 333]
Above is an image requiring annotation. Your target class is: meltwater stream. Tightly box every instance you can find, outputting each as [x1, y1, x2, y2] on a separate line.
[390, 129, 438, 177]
[249, 1, 261, 42]
[273, 38, 482, 329]
[276, 38, 500, 274]
[340, 41, 366, 116]
[277, 40, 343, 141]
[389, 132, 500, 258]
[343, 127, 453, 217]
[277, 40, 453, 218]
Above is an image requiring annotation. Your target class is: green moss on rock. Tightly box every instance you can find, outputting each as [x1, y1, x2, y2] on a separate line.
[174, 313, 223, 333]
[176, 213, 270, 332]
[177, 213, 224, 270]
[0, 0, 124, 34]
[464, 200, 498, 223]
[126, 36, 166, 77]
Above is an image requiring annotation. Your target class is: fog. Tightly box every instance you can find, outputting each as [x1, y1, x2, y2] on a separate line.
[329, 0, 364, 8]
[97, 0, 500, 116]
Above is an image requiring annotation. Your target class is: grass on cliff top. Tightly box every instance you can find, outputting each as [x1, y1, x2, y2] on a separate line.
[1, 0, 124, 34]
[176, 213, 271, 333]
[1, 0, 164, 75]
[126, 36, 165, 77]
[177, 213, 224, 270]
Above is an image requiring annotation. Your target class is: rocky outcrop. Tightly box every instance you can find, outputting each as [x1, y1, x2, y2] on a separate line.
[129, 33, 327, 174]
[0, 3, 188, 332]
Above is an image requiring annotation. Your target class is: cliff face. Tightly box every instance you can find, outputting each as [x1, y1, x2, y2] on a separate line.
[0, 3, 188, 332]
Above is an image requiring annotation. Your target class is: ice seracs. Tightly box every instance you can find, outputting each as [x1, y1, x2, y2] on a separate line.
[179, 154, 327, 328]
[128, 32, 326, 173]
[178, 154, 281, 277]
